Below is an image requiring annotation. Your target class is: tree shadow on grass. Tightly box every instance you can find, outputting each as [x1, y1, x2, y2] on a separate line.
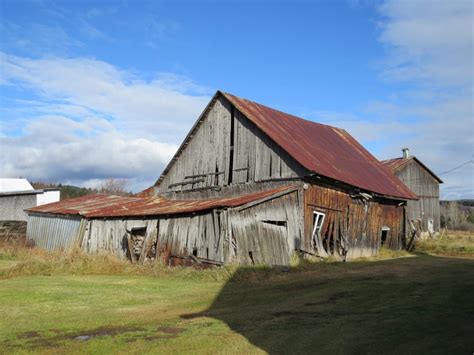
[183, 255, 474, 354]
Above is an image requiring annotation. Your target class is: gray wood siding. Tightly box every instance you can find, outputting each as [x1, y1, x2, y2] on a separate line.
[395, 159, 440, 231]
[157, 96, 306, 195]
[84, 219, 158, 259]
[157, 212, 224, 263]
[228, 190, 303, 266]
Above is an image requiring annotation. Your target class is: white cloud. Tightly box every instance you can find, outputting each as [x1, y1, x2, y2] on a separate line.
[375, 0, 473, 200]
[378, 0, 473, 87]
[0, 53, 211, 191]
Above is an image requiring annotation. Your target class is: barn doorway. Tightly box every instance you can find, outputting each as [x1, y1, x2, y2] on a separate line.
[380, 226, 390, 246]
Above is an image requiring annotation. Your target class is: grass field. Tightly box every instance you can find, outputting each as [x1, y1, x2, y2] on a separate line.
[0, 234, 473, 354]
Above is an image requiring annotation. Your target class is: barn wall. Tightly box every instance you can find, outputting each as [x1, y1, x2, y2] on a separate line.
[157, 96, 306, 195]
[394, 160, 440, 231]
[156, 211, 224, 263]
[26, 213, 85, 250]
[303, 184, 404, 258]
[228, 189, 303, 266]
[83, 218, 158, 259]
[162, 179, 303, 200]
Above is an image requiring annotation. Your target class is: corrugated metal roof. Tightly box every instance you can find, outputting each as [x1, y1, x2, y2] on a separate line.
[27, 186, 297, 218]
[221, 92, 417, 200]
[27, 194, 142, 216]
[134, 186, 155, 198]
[381, 157, 443, 183]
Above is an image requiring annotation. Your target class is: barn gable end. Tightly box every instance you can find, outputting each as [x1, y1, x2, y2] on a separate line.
[156, 94, 307, 195]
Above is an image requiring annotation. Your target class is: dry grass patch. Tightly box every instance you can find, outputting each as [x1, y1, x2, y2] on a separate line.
[415, 230, 474, 258]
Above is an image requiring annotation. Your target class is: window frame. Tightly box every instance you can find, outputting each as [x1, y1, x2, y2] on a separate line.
[312, 211, 326, 243]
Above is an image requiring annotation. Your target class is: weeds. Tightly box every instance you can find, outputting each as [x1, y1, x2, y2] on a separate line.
[415, 230, 474, 257]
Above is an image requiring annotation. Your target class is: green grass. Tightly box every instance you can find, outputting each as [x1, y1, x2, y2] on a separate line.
[0, 245, 473, 354]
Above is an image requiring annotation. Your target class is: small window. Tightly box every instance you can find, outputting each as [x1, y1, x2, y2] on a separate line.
[312, 211, 326, 244]
[381, 226, 390, 246]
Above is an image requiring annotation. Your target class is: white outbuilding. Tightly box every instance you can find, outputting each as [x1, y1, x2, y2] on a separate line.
[0, 178, 60, 221]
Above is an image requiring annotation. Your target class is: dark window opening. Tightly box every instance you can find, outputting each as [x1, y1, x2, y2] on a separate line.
[261, 220, 287, 227]
[192, 248, 198, 257]
[248, 251, 255, 265]
[268, 153, 272, 177]
[381, 230, 389, 246]
[130, 227, 146, 236]
[227, 106, 235, 185]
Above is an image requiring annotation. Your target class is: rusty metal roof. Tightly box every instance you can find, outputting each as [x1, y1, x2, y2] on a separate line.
[381, 157, 443, 183]
[27, 194, 142, 216]
[221, 92, 417, 200]
[134, 186, 155, 198]
[27, 185, 297, 218]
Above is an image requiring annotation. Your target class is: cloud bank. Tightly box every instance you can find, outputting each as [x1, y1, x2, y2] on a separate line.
[0, 53, 210, 191]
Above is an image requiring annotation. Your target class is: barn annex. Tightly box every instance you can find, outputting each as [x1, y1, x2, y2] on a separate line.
[27, 91, 417, 266]
[382, 148, 443, 235]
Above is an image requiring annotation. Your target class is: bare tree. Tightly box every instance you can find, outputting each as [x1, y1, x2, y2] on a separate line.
[441, 201, 467, 229]
[100, 178, 130, 196]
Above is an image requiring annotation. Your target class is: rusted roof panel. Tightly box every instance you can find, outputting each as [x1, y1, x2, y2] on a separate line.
[134, 186, 155, 198]
[27, 186, 297, 218]
[381, 158, 409, 172]
[221, 92, 417, 200]
[26, 194, 142, 216]
[381, 157, 443, 183]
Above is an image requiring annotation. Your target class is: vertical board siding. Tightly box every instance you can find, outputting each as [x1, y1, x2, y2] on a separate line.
[395, 160, 440, 231]
[156, 212, 223, 263]
[158, 96, 306, 195]
[83, 219, 158, 259]
[26, 214, 83, 250]
[303, 184, 404, 258]
[159, 97, 232, 193]
[228, 190, 302, 266]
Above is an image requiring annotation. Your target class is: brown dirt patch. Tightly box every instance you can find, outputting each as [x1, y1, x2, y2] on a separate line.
[17, 331, 41, 339]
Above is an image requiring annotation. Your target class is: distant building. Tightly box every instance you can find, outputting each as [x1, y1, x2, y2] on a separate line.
[0, 178, 60, 221]
[382, 149, 443, 234]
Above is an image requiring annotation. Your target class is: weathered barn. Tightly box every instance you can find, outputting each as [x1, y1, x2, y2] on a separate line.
[26, 91, 417, 265]
[382, 148, 442, 234]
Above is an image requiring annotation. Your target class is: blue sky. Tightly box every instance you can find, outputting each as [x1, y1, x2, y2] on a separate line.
[1, 0, 473, 198]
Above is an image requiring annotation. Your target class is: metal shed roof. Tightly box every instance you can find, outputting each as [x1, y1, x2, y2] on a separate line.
[27, 185, 297, 218]
[221, 92, 417, 200]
